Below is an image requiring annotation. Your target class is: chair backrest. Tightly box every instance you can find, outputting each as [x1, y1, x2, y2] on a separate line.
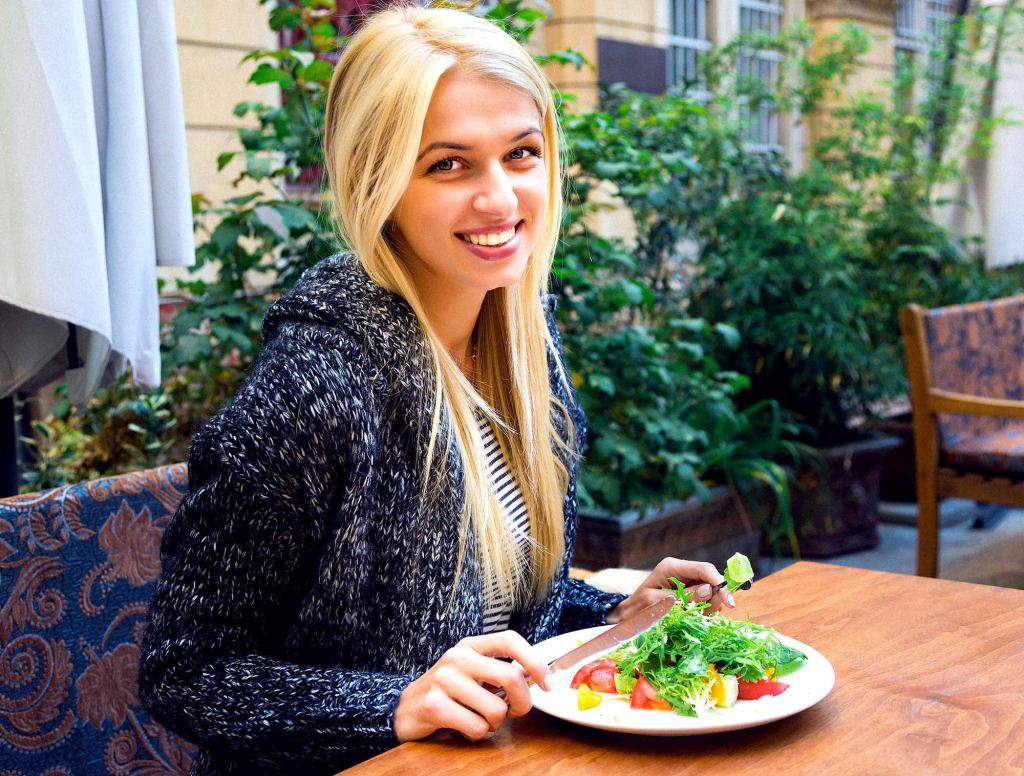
[0, 464, 195, 775]
[909, 295, 1024, 448]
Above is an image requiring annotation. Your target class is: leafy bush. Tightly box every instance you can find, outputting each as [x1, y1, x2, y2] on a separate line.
[556, 95, 803, 550]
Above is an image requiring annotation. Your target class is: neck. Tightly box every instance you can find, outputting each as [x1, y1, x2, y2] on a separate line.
[419, 291, 484, 380]
[399, 249, 486, 371]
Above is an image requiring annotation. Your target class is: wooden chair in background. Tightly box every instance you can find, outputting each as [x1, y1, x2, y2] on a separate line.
[900, 296, 1024, 577]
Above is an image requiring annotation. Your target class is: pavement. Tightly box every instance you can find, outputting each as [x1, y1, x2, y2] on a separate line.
[582, 500, 1024, 595]
[764, 500, 1024, 590]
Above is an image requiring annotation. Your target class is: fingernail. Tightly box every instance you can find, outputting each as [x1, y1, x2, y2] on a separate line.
[728, 593, 736, 608]
[542, 675, 551, 691]
[697, 584, 712, 598]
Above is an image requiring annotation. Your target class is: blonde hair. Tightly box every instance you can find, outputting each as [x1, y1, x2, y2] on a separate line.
[324, 6, 576, 611]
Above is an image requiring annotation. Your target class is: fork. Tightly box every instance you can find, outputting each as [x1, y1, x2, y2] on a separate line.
[712, 579, 752, 593]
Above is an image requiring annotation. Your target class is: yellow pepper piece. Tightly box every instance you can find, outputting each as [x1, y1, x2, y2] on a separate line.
[707, 664, 726, 707]
[577, 682, 602, 711]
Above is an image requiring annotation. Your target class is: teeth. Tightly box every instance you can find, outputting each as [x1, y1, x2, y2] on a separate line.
[464, 225, 516, 246]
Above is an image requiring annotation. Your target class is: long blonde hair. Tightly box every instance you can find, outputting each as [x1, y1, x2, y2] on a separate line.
[323, 6, 576, 610]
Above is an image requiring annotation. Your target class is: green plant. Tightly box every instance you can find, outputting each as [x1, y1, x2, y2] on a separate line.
[20, 377, 181, 491]
[688, 167, 878, 443]
[555, 98, 804, 552]
[813, 4, 1024, 403]
[19, 0, 583, 492]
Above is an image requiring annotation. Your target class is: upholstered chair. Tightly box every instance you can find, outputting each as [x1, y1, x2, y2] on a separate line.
[901, 296, 1024, 577]
[0, 464, 195, 775]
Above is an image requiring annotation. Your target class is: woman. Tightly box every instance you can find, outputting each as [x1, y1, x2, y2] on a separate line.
[140, 6, 731, 774]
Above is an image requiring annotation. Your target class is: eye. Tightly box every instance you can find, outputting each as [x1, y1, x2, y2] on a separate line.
[427, 157, 463, 174]
[508, 145, 542, 161]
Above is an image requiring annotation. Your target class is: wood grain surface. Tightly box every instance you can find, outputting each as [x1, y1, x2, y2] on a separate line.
[341, 562, 1024, 775]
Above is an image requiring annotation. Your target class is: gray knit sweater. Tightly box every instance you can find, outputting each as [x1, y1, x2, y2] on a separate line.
[139, 253, 626, 775]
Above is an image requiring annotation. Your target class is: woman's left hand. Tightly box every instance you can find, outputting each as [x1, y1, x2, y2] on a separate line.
[605, 557, 735, 624]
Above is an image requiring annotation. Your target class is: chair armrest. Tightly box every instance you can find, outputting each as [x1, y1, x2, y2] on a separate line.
[929, 388, 1024, 419]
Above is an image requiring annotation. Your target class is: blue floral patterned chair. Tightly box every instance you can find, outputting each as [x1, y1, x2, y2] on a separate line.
[0, 464, 195, 775]
[901, 296, 1024, 577]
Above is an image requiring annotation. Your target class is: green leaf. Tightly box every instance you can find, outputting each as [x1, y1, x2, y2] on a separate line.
[253, 205, 289, 240]
[274, 202, 319, 232]
[217, 152, 237, 171]
[224, 191, 262, 207]
[300, 59, 334, 83]
[250, 63, 295, 89]
[714, 322, 742, 349]
[291, 50, 315, 68]
[245, 153, 273, 179]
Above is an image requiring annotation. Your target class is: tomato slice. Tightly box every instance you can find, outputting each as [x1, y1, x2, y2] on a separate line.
[569, 658, 618, 689]
[587, 666, 618, 693]
[629, 674, 673, 711]
[736, 678, 790, 700]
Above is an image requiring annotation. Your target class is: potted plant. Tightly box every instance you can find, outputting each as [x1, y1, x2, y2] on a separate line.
[559, 24, 901, 558]
[554, 90, 804, 570]
[554, 229, 801, 569]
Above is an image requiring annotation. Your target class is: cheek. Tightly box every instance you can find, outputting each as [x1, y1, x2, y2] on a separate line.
[394, 189, 439, 239]
[521, 173, 549, 215]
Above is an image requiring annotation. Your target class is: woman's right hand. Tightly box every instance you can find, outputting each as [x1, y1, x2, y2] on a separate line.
[393, 630, 552, 742]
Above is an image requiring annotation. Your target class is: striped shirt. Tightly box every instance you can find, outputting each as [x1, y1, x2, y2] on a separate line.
[478, 413, 531, 634]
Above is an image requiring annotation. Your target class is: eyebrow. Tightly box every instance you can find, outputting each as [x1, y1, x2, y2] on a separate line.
[415, 127, 542, 162]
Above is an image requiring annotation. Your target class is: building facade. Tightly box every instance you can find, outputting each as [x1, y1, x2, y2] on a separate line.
[171, 0, 1021, 268]
[539, 0, 1022, 266]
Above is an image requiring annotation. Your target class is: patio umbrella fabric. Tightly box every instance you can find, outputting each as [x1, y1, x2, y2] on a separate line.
[0, 0, 194, 405]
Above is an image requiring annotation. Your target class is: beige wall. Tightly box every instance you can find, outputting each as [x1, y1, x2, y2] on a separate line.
[160, 0, 276, 288]
[805, 0, 898, 149]
[541, 1, 813, 241]
[544, 0, 667, 109]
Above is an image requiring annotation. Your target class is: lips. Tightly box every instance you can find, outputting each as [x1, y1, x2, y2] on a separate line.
[456, 220, 524, 261]
[456, 219, 523, 244]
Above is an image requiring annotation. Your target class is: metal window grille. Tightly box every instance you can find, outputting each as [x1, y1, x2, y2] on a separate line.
[927, 0, 958, 79]
[895, 0, 928, 54]
[667, 0, 712, 98]
[894, 1, 960, 76]
[738, 0, 783, 150]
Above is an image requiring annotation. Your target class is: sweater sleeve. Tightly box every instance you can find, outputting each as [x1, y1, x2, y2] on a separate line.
[139, 329, 414, 771]
[558, 576, 627, 633]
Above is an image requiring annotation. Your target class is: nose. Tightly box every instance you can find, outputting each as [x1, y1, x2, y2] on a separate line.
[472, 163, 517, 216]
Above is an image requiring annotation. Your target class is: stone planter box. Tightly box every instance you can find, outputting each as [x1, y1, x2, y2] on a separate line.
[573, 482, 772, 573]
[786, 433, 902, 557]
[864, 412, 916, 503]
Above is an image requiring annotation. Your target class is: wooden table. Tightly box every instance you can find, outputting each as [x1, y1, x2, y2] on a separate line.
[343, 562, 1024, 774]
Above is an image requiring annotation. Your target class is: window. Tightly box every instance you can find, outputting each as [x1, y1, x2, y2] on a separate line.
[895, 1, 960, 79]
[926, 0, 958, 79]
[738, 0, 784, 150]
[667, 0, 712, 98]
[896, 0, 927, 55]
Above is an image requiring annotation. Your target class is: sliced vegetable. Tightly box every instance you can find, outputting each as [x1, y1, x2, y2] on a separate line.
[570, 658, 618, 690]
[772, 644, 808, 678]
[736, 678, 790, 700]
[586, 665, 619, 694]
[592, 565, 806, 718]
[707, 664, 739, 708]
[630, 675, 673, 711]
[724, 552, 755, 593]
[577, 683, 602, 710]
[717, 674, 739, 708]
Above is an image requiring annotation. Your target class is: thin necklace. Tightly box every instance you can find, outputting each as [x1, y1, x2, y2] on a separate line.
[454, 340, 478, 386]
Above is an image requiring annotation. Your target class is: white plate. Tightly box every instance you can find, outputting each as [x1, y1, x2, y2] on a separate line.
[529, 625, 835, 736]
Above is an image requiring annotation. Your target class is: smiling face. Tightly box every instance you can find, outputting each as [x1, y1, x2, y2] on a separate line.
[390, 68, 549, 309]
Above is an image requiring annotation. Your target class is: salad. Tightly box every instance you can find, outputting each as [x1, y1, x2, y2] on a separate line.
[571, 555, 805, 717]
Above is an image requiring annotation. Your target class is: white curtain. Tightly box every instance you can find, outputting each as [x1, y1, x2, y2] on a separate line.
[0, 0, 194, 404]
